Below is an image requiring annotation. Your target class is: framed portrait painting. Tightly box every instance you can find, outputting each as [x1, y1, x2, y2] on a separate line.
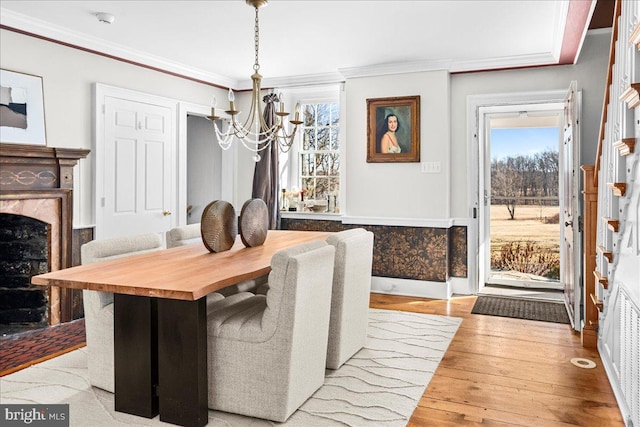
[0, 69, 47, 146]
[366, 95, 419, 163]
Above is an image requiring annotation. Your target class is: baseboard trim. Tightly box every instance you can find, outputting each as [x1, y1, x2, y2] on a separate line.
[450, 277, 473, 295]
[370, 276, 452, 300]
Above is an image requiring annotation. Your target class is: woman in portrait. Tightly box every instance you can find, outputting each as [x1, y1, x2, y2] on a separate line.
[377, 113, 402, 153]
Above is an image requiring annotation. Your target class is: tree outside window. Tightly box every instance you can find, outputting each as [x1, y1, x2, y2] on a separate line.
[299, 102, 340, 202]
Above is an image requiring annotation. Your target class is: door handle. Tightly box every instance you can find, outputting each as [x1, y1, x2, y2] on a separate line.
[565, 221, 573, 227]
[163, 210, 172, 216]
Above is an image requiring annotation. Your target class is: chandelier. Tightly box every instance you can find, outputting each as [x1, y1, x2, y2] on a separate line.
[208, 0, 301, 162]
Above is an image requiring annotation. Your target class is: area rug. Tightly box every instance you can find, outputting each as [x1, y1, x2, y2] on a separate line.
[0, 309, 461, 426]
[471, 295, 570, 324]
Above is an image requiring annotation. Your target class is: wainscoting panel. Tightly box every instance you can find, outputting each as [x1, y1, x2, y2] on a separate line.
[280, 218, 467, 284]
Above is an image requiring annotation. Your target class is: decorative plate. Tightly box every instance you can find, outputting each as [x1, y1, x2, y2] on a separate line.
[200, 200, 237, 252]
[239, 198, 269, 247]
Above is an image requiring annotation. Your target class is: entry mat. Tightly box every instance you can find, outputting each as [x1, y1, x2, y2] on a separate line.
[471, 295, 571, 324]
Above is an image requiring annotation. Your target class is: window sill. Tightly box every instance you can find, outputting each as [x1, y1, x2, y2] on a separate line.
[280, 211, 342, 221]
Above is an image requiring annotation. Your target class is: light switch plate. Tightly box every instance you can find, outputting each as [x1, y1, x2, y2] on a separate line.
[421, 161, 441, 173]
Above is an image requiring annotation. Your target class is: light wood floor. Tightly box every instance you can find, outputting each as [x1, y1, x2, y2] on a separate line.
[369, 293, 624, 427]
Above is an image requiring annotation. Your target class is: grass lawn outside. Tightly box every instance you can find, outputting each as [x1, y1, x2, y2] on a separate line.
[490, 204, 560, 252]
[490, 204, 561, 282]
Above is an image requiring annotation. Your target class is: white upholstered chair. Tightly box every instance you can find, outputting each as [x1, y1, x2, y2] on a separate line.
[166, 223, 267, 295]
[206, 240, 335, 422]
[81, 233, 164, 393]
[325, 228, 374, 369]
[165, 223, 201, 248]
[217, 275, 267, 296]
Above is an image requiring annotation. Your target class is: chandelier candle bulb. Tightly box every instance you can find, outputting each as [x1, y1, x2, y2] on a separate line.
[276, 95, 288, 117]
[227, 89, 237, 113]
[294, 102, 301, 122]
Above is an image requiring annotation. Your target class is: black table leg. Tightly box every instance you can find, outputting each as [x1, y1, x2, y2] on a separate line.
[157, 298, 208, 427]
[114, 294, 159, 418]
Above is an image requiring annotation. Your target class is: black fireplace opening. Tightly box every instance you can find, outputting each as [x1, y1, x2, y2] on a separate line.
[0, 213, 50, 335]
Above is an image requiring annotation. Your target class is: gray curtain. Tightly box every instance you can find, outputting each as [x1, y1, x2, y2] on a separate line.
[252, 92, 279, 229]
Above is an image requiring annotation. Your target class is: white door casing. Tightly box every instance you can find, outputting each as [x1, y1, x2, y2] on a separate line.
[467, 89, 581, 309]
[95, 84, 177, 240]
[482, 107, 564, 290]
[477, 107, 492, 293]
[177, 101, 237, 224]
[478, 103, 564, 291]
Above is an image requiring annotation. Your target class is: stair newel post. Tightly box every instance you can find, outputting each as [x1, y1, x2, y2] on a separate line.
[581, 165, 598, 348]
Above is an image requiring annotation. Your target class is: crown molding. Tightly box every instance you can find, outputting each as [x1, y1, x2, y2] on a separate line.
[337, 52, 560, 78]
[0, 8, 235, 88]
[449, 52, 558, 73]
[338, 59, 453, 79]
[235, 72, 345, 91]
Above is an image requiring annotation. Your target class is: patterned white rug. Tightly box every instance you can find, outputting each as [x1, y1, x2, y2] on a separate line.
[0, 309, 461, 426]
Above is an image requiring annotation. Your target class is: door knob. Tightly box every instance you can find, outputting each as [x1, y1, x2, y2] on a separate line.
[163, 210, 172, 216]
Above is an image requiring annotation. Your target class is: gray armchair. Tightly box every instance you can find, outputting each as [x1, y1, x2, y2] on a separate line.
[81, 233, 164, 393]
[325, 228, 374, 369]
[166, 222, 201, 248]
[206, 240, 335, 422]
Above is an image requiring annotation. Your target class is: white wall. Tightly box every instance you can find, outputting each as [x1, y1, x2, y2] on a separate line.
[186, 115, 222, 224]
[344, 71, 450, 219]
[449, 29, 610, 217]
[0, 29, 229, 227]
[229, 91, 263, 211]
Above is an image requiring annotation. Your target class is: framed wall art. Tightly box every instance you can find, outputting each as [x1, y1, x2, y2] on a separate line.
[0, 69, 47, 146]
[366, 95, 419, 163]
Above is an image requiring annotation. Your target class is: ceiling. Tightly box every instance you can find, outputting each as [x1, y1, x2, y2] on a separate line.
[0, 1, 609, 90]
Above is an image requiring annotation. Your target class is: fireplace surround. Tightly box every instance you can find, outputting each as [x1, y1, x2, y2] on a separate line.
[0, 143, 89, 331]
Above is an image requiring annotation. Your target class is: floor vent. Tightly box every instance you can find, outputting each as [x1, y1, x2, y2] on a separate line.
[620, 289, 639, 427]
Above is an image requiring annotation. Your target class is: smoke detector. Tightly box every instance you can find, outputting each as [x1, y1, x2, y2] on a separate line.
[96, 12, 115, 24]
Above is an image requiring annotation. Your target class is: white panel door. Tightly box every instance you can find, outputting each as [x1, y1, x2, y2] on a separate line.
[561, 81, 581, 331]
[102, 96, 173, 239]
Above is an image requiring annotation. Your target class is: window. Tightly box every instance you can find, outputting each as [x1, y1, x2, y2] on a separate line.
[299, 102, 340, 201]
[278, 85, 341, 213]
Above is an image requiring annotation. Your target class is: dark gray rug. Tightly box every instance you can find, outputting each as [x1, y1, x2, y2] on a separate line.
[471, 296, 570, 324]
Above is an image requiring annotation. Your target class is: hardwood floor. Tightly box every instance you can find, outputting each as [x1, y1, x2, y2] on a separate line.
[369, 293, 624, 427]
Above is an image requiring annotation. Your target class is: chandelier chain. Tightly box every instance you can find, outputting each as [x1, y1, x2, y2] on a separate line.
[210, 0, 299, 162]
[253, 6, 260, 72]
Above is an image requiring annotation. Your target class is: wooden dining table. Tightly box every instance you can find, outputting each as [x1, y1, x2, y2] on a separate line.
[31, 230, 330, 427]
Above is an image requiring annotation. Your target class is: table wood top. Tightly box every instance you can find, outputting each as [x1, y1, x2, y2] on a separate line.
[31, 230, 331, 301]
